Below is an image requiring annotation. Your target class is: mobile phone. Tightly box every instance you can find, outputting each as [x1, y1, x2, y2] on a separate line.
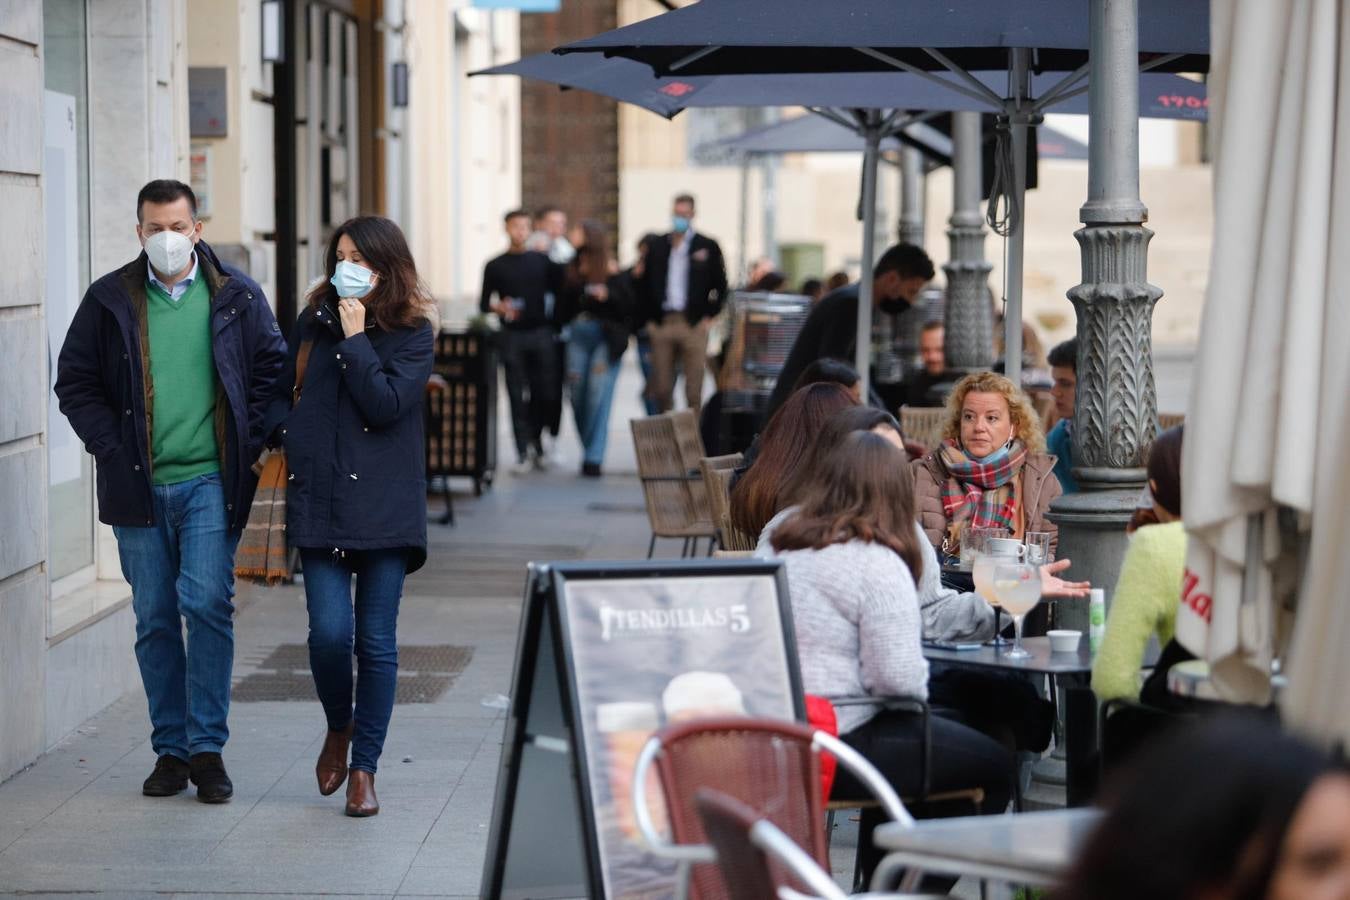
[923, 640, 984, 652]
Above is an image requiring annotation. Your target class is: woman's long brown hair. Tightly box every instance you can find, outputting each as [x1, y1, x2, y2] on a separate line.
[306, 216, 432, 331]
[771, 431, 924, 582]
[729, 382, 856, 537]
[571, 219, 612, 284]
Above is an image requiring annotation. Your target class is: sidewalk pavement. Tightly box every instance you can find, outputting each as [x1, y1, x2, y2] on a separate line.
[0, 357, 665, 899]
[0, 341, 1151, 897]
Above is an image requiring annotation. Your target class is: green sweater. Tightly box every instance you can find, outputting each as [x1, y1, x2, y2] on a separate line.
[1091, 521, 1188, 702]
[146, 275, 220, 484]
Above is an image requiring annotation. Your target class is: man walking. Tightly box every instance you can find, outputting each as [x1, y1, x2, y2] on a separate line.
[639, 193, 728, 413]
[55, 180, 285, 802]
[481, 209, 565, 472]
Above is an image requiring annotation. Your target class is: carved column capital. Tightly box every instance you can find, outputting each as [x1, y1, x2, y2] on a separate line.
[1066, 223, 1163, 481]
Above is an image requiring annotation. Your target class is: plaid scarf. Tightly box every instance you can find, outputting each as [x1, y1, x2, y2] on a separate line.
[937, 439, 1028, 532]
[235, 450, 293, 585]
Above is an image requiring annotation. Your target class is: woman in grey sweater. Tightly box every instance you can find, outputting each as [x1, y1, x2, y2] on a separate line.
[766, 432, 1013, 883]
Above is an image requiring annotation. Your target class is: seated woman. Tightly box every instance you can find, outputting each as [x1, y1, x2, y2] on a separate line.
[1058, 714, 1350, 900]
[766, 431, 1014, 882]
[762, 405, 1090, 645]
[728, 381, 856, 539]
[731, 358, 862, 478]
[911, 371, 1062, 563]
[1093, 426, 1187, 704]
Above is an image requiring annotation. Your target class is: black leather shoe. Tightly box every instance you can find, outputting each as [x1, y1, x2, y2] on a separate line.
[189, 752, 234, 803]
[142, 755, 190, 797]
[581, 462, 602, 478]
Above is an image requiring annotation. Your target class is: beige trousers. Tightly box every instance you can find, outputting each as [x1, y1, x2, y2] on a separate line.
[648, 312, 709, 413]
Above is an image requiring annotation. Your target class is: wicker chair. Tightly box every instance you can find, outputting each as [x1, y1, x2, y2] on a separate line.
[695, 789, 944, 900]
[631, 414, 718, 558]
[633, 717, 921, 900]
[898, 406, 947, 455]
[699, 454, 757, 552]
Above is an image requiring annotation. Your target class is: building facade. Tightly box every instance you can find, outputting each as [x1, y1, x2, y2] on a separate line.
[2, 0, 190, 782]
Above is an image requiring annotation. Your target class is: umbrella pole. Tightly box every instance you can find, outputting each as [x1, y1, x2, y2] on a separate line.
[1005, 48, 1031, 388]
[856, 116, 882, 398]
[1050, 0, 1162, 633]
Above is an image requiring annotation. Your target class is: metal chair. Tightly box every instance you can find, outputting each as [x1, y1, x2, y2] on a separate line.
[631, 414, 718, 557]
[632, 717, 922, 900]
[898, 406, 946, 455]
[694, 789, 946, 900]
[699, 454, 757, 552]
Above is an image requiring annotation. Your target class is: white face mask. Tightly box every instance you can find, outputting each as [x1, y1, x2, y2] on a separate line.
[145, 230, 194, 277]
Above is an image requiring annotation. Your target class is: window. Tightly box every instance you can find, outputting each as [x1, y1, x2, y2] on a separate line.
[44, 0, 94, 586]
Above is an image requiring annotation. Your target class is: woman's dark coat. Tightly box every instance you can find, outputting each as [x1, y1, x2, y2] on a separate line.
[264, 302, 435, 572]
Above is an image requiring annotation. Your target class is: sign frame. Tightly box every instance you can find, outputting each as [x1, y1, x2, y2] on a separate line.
[482, 558, 805, 899]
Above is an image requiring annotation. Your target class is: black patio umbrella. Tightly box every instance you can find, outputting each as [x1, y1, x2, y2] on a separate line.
[554, 0, 1210, 385]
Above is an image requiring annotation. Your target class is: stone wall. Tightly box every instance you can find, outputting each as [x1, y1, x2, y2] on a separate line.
[0, 0, 49, 781]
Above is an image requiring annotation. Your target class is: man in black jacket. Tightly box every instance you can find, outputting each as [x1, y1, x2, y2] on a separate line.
[638, 193, 728, 413]
[54, 180, 285, 802]
[765, 243, 935, 418]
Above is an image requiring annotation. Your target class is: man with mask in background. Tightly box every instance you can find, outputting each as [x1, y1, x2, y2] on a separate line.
[55, 180, 285, 804]
[765, 243, 935, 419]
[638, 193, 728, 414]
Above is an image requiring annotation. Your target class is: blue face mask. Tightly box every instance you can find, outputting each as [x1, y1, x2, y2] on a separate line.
[971, 440, 1013, 466]
[671, 215, 691, 234]
[331, 260, 375, 298]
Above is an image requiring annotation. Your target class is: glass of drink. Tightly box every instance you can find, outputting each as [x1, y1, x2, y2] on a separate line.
[973, 533, 1019, 645]
[959, 526, 987, 569]
[993, 561, 1042, 659]
[1025, 531, 1053, 566]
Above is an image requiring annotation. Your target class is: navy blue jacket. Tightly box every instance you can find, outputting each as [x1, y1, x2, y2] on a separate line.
[263, 303, 435, 573]
[54, 242, 286, 532]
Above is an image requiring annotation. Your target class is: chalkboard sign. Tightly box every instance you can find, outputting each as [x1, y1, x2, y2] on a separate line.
[482, 559, 804, 899]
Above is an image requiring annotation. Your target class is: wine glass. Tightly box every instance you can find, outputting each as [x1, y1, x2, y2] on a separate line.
[993, 561, 1042, 660]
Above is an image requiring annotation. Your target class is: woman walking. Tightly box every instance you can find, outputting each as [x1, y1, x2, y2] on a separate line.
[263, 216, 435, 816]
[558, 221, 631, 477]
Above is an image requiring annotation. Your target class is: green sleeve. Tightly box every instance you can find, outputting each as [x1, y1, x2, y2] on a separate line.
[1091, 526, 1174, 702]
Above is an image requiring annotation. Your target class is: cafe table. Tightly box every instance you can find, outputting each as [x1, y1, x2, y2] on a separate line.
[922, 637, 1098, 805]
[870, 807, 1103, 892]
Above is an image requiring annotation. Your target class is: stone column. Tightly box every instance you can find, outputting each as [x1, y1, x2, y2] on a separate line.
[942, 111, 994, 371]
[1050, 0, 1163, 628]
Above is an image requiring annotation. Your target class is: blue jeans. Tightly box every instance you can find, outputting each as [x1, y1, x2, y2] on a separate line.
[566, 319, 624, 467]
[300, 548, 407, 773]
[635, 329, 660, 416]
[113, 472, 237, 761]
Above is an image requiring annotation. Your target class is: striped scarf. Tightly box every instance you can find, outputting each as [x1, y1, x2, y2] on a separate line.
[234, 450, 293, 585]
[938, 439, 1027, 533]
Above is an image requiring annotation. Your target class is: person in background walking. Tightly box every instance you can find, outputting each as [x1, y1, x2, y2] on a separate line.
[558, 221, 632, 477]
[481, 209, 565, 473]
[527, 205, 574, 466]
[526, 204, 575, 265]
[1045, 337, 1079, 493]
[626, 233, 663, 416]
[55, 179, 285, 803]
[263, 216, 435, 818]
[638, 193, 728, 414]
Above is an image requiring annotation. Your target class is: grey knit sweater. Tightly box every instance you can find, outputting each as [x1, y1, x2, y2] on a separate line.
[755, 526, 929, 733]
[759, 508, 996, 646]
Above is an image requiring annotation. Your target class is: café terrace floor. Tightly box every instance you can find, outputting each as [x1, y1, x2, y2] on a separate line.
[0, 352, 1194, 898]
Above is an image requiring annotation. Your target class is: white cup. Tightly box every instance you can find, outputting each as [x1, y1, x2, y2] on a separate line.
[1048, 629, 1082, 653]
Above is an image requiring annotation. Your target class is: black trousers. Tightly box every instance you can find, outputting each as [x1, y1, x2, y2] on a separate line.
[498, 326, 559, 459]
[831, 709, 1015, 886]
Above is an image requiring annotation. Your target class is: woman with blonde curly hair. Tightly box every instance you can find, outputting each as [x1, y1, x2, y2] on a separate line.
[911, 371, 1062, 561]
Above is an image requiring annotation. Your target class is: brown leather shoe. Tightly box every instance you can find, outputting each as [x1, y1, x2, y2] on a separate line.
[316, 722, 354, 796]
[345, 769, 379, 817]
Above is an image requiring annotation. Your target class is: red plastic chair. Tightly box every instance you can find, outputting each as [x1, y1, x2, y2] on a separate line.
[632, 717, 915, 900]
